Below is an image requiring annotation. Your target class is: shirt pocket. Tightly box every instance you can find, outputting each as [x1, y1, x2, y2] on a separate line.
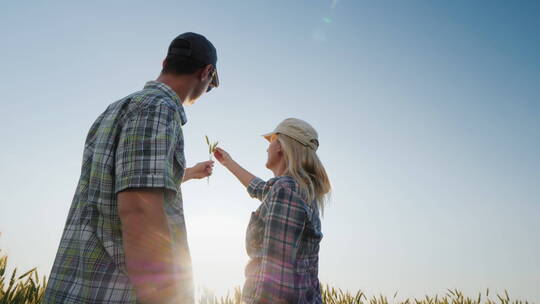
[245, 211, 265, 256]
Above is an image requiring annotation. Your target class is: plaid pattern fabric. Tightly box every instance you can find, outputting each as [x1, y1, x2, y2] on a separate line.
[42, 81, 194, 304]
[243, 176, 324, 304]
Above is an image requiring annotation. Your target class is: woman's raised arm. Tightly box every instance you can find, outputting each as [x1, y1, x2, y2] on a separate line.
[214, 147, 256, 188]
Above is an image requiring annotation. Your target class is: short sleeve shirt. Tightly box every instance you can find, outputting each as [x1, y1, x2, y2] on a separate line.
[42, 81, 194, 304]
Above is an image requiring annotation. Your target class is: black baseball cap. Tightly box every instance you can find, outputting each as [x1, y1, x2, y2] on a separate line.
[167, 32, 219, 89]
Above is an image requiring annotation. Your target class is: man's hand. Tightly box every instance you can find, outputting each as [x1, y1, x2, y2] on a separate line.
[183, 160, 214, 182]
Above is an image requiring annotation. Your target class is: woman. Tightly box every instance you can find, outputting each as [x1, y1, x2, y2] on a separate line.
[213, 118, 331, 304]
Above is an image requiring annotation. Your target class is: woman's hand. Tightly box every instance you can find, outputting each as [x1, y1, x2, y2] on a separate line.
[183, 160, 214, 182]
[213, 147, 256, 188]
[214, 147, 234, 168]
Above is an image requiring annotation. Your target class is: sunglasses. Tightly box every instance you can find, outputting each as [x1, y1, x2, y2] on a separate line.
[206, 68, 219, 92]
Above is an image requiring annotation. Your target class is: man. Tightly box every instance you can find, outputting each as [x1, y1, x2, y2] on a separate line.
[43, 32, 219, 304]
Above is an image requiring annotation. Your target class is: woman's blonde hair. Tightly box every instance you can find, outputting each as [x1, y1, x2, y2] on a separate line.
[277, 134, 331, 213]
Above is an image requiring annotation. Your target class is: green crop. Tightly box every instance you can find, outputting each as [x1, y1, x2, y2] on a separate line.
[0, 249, 533, 304]
[205, 135, 219, 184]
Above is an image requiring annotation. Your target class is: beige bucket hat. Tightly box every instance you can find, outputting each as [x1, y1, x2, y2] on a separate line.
[262, 118, 320, 151]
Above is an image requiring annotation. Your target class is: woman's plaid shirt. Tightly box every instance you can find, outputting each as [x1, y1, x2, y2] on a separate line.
[42, 81, 194, 304]
[242, 176, 324, 304]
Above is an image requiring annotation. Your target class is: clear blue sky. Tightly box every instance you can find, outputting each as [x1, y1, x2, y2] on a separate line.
[1, 0, 539, 302]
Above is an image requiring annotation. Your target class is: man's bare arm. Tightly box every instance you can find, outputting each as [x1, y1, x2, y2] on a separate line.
[118, 188, 178, 304]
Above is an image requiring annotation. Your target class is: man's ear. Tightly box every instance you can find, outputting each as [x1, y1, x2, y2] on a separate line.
[200, 64, 213, 81]
[162, 59, 167, 69]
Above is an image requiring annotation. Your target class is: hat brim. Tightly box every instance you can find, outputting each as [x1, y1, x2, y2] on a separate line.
[262, 132, 276, 142]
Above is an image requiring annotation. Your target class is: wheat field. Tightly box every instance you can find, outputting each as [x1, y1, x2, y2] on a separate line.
[0, 251, 533, 304]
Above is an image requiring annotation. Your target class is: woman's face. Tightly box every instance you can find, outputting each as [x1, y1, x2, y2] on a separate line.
[265, 134, 283, 171]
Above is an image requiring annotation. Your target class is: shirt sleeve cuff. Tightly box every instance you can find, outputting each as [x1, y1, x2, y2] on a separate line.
[115, 173, 178, 194]
[247, 177, 266, 200]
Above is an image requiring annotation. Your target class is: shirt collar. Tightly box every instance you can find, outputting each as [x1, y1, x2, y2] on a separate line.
[144, 80, 188, 126]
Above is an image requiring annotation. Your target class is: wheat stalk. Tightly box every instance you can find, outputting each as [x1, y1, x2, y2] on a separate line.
[205, 135, 219, 185]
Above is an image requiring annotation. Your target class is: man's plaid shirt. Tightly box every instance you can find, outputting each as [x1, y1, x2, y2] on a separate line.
[243, 176, 324, 304]
[42, 81, 194, 304]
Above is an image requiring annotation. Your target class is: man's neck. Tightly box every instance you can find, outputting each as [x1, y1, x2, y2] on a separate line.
[156, 74, 193, 104]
